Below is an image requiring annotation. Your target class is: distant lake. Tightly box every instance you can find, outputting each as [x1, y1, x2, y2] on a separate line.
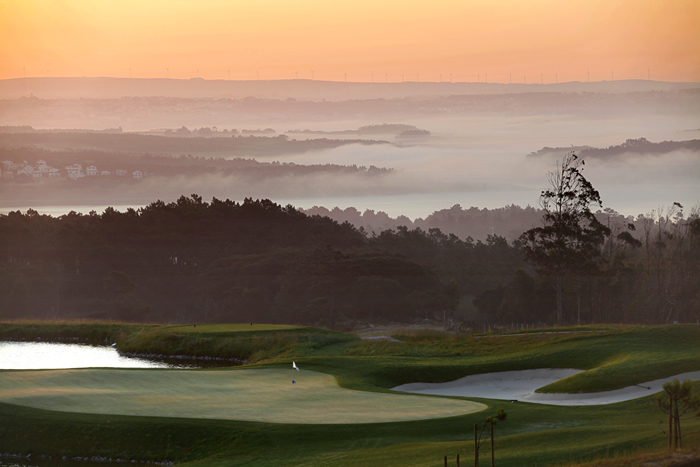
[0, 341, 199, 370]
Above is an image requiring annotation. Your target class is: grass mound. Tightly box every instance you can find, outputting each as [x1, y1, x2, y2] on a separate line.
[322, 325, 700, 393]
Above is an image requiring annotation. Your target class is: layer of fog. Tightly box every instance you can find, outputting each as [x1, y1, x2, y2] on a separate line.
[3, 147, 696, 221]
[1, 96, 698, 220]
[275, 114, 700, 218]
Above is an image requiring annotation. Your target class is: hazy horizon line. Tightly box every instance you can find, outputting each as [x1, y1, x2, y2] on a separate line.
[3, 77, 699, 85]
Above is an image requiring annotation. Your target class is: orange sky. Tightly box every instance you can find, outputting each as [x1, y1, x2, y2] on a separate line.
[1, 0, 698, 82]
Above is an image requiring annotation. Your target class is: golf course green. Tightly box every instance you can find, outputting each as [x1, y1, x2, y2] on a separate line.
[1, 322, 699, 466]
[0, 368, 485, 423]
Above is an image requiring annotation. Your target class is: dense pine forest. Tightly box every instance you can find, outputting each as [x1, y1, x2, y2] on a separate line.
[0, 195, 698, 327]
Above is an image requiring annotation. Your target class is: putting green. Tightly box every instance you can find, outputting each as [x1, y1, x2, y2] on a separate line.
[0, 369, 485, 424]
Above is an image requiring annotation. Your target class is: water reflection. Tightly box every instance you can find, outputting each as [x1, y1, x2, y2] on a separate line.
[0, 341, 200, 369]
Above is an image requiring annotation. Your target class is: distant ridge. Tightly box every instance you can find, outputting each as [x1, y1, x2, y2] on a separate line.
[0, 77, 697, 100]
[527, 138, 700, 159]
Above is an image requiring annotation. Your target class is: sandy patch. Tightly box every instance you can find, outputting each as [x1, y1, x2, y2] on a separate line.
[392, 369, 583, 400]
[0, 368, 485, 424]
[392, 369, 700, 406]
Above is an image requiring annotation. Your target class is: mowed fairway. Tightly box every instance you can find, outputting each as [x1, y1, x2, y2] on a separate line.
[0, 368, 485, 424]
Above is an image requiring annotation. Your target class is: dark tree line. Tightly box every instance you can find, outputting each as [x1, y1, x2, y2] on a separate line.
[2, 181, 697, 326]
[0, 195, 522, 326]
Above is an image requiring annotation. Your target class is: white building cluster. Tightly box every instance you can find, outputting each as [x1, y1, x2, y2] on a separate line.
[1, 160, 60, 180]
[1, 161, 144, 181]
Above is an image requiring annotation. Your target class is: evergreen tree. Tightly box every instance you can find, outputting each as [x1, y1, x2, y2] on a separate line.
[519, 153, 610, 323]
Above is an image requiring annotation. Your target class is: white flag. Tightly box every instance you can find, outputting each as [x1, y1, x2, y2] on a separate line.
[293, 361, 299, 371]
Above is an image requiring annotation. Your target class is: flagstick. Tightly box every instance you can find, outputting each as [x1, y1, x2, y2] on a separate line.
[291, 361, 300, 399]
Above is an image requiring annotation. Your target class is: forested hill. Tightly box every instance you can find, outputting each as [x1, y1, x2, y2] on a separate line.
[0, 196, 524, 325]
[0, 131, 388, 158]
[527, 138, 700, 159]
[302, 204, 543, 241]
[0, 145, 392, 181]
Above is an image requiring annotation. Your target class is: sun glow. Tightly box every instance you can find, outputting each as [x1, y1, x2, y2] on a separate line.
[1, 0, 698, 81]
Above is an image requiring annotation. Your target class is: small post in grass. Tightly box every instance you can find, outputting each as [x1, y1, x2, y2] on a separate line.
[474, 423, 479, 467]
[473, 409, 507, 467]
[457, 453, 460, 466]
[444, 455, 447, 466]
[491, 421, 495, 466]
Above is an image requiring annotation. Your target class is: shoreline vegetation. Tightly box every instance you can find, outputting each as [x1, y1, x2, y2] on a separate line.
[1, 321, 699, 466]
[2, 321, 699, 393]
[0, 322, 357, 364]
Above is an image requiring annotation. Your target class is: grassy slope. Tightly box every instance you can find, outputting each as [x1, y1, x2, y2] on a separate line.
[1, 322, 700, 466]
[306, 325, 700, 393]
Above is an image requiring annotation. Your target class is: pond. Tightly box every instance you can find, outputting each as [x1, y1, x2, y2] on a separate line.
[0, 341, 232, 370]
[0, 340, 218, 467]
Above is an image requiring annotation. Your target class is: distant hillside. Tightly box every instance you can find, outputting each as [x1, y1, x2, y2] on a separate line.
[0, 130, 389, 158]
[527, 138, 700, 159]
[2, 91, 698, 130]
[288, 123, 422, 135]
[0, 145, 392, 183]
[302, 204, 543, 241]
[302, 203, 663, 242]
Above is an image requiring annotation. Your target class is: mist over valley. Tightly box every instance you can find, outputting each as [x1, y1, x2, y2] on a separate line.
[1, 80, 698, 226]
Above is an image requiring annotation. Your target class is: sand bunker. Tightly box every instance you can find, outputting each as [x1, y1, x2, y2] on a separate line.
[392, 369, 700, 406]
[0, 368, 485, 424]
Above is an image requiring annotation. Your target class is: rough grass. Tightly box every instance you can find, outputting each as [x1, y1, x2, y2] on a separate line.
[558, 447, 700, 467]
[2, 387, 699, 466]
[0, 320, 152, 342]
[0, 368, 485, 424]
[159, 324, 304, 333]
[116, 324, 357, 362]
